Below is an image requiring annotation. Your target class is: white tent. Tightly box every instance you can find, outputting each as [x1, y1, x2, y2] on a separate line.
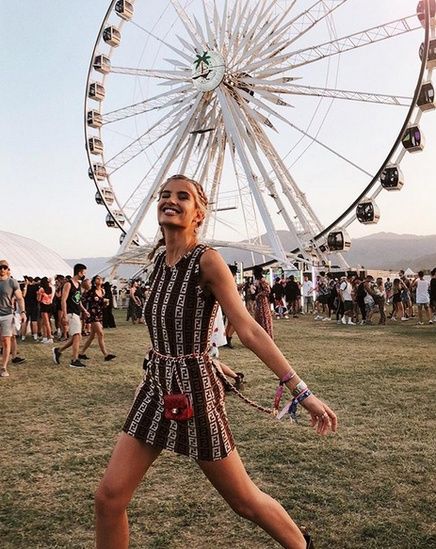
[404, 267, 416, 277]
[0, 230, 72, 280]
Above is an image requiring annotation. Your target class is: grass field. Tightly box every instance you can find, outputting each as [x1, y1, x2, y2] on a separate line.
[1, 311, 435, 549]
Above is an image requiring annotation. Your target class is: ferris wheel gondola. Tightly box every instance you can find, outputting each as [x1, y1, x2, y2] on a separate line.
[85, 0, 436, 270]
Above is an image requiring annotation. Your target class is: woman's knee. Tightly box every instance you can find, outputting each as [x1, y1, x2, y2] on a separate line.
[227, 488, 264, 521]
[94, 478, 131, 516]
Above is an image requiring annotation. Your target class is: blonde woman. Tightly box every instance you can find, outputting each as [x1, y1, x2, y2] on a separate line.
[95, 175, 337, 549]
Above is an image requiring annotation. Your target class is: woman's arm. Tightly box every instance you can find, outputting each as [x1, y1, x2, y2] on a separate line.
[200, 249, 337, 434]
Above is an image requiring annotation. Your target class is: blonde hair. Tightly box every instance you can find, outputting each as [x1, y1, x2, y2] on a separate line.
[148, 174, 208, 260]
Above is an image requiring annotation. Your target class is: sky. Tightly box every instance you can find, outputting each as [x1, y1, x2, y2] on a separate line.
[1, 0, 435, 260]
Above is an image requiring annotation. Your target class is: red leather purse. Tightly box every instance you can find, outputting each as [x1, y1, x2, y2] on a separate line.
[163, 394, 194, 421]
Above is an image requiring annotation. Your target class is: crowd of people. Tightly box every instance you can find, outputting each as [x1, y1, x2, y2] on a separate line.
[0, 262, 119, 376]
[239, 268, 436, 330]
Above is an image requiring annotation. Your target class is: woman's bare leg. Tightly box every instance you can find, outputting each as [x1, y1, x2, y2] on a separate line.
[95, 433, 162, 549]
[81, 325, 95, 353]
[198, 449, 306, 549]
[94, 322, 108, 356]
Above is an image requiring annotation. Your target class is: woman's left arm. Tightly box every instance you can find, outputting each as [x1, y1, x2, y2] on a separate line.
[200, 249, 337, 435]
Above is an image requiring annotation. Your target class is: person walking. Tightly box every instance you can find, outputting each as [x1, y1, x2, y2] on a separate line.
[37, 277, 54, 343]
[0, 260, 26, 378]
[79, 275, 116, 362]
[94, 175, 337, 549]
[252, 265, 274, 339]
[339, 274, 355, 325]
[52, 263, 89, 369]
[102, 281, 117, 328]
[412, 271, 432, 325]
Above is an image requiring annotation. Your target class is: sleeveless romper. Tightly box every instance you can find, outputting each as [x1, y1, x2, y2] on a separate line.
[123, 245, 235, 461]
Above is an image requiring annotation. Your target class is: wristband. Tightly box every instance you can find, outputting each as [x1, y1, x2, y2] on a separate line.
[292, 380, 307, 397]
[273, 371, 297, 413]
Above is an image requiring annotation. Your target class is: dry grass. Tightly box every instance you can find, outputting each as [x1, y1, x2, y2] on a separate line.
[1, 311, 435, 548]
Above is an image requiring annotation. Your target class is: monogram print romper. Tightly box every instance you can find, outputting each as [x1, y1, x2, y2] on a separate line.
[123, 245, 235, 461]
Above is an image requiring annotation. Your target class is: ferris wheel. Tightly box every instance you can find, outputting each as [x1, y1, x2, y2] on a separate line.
[85, 0, 436, 269]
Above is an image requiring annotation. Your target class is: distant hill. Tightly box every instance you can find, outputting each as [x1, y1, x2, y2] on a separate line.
[67, 232, 436, 276]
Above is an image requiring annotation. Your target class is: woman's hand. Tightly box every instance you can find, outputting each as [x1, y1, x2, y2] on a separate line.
[300, 394, 337, 436]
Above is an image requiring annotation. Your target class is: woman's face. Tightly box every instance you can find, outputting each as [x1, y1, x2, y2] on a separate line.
[157, 179, 203, 233]
[94, 276, 102, 287]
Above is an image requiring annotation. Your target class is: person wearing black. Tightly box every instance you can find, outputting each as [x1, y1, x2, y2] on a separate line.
[271, 277, 287, 319]
[284, 275, 299, 317]
[355, 278, 367, 325]
[102, 281, 116, 328]
[23, 276, 40, 341]
[52, 263, 89, 368]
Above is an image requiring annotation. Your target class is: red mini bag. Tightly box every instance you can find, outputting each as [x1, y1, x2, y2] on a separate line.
[163, 394, 194, 421]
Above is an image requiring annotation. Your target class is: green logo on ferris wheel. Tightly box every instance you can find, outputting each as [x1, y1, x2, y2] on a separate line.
[194, 51, 211, 69]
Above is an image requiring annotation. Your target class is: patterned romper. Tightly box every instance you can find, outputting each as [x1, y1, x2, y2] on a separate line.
[123, 245, 235, 461]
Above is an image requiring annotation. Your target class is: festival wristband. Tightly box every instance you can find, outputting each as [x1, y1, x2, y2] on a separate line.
[273, 372, 297, 412]
[292, 380, 307, 397]
[295, 389, 312, 404]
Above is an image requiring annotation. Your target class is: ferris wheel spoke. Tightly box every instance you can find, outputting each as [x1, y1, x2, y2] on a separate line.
[102, 84, 193, 125]
[130, 20, 193, 63]
[289, 15, 420, 69]
[110, 66, 190, 81]
[202, 0, 217, 49]
[226, 0, 252, 60]
[106, 94, 198, 174]
[170, 0, 205, 51]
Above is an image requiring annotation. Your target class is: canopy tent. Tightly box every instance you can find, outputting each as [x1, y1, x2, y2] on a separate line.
[403, 267, 416, 277]
[0, 230, 71, 280]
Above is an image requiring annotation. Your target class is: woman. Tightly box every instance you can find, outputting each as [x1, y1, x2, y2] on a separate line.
[79, 276, 116, 362]
[253, 265, 274, 339]
[37, 277, 53, 344]
[391, 278, 406, 321]
[95, 175, 337, 549]
[126, 280, 142, 324]
[102, 281, 116, 328]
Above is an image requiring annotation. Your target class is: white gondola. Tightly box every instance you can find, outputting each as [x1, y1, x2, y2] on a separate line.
[88, 137, 104, 155]
[417, 81, 435, 111]
[327, 228, 351, 251]
[419, 39, 436, 69]
[106, 210, 125, 228]
[103, 26, 121, 47]
[93, 54, 111, 74]
[380, 164, 404, 191]
[115, 0, 134, 21]
[119, 232, 140, 246]
[356, 198, 380, 225]
[417, 0, 436, 28]
[402, 125, 425, 152]
[88, 82, 105, 101]
[87, 110, 103, 128]
[95, 188, 114, 206]
[88, 163, 107, 181]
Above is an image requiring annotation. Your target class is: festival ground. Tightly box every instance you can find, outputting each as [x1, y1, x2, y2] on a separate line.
[1, 311, 435, 549]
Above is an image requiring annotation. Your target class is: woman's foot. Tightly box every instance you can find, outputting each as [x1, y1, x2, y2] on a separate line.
[104, 354, 116, 362]
[234, 372, 244, 389]
[78, 354, 90, 360]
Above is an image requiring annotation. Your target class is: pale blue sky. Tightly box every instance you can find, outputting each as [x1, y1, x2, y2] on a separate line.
[1, 1, 435, 259]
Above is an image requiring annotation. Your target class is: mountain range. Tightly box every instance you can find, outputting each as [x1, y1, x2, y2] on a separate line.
[67, 232, 436, 277]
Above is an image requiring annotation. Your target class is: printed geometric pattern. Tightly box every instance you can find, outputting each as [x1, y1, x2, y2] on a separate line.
[123, 245, 235, 461]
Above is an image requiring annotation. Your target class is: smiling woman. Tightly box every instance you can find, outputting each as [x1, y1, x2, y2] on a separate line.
[94, 173, 336, 549]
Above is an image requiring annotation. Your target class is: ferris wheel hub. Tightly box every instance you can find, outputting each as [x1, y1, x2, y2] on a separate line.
[191, 50, 225, 92]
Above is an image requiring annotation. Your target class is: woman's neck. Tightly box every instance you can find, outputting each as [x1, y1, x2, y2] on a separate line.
[163, 229, 197, 267]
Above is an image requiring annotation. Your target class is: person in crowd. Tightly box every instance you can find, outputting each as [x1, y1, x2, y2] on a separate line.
[53, 275, 67, 340]
[22, 276, 40, 341]
[271, 276, 287, 319]
[302, 275, 314, 314]
[399, 270, 413, 319]
[37, 277, 54, 343]
[384, 277, 393, 304]
[334, 277, 345, 324]
[285, 275, 300, 318]
[0, 260, 26, 378]
[339, 274, 355, 325]
[52, 263, 89, 369]
[253, 265, 273, 339]
[126, 280, 142, 324]
[430, 268, 436, 322]
[112, 285, 118, 309]
[354, 277, 367, 325]
[79, 275, 116, 362]
[81, 278, 92, 336]
[224, 265, 238, 348]
[94, 174, 336, 549]
[391, 278, 407, 321]
[314, 272, 330, 320]
[103, 281, 117, 328]
[242, 277, 256, 317]
[364, 275, 386, 325]
[412, 271, 432, 325]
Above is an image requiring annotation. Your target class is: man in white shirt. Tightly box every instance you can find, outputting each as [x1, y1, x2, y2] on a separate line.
[339, 274, 355, 325]
[302, 275, 314, 314]
[412, 271, 432, 325]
